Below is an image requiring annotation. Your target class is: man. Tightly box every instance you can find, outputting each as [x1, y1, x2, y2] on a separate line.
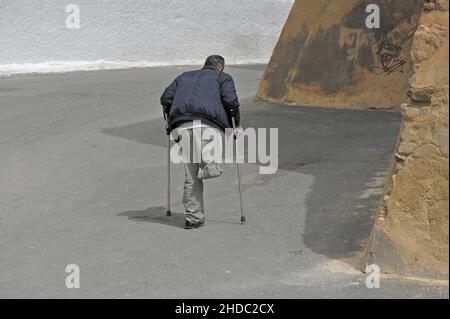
[160, 55, 243, 229]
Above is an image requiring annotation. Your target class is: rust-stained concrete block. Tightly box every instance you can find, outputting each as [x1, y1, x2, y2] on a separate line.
[257, 0, 424, 109]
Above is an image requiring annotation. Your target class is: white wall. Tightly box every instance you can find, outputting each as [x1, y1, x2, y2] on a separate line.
[0, 0, 293, 75]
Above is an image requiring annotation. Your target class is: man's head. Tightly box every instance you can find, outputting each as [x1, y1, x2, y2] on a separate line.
[204, 55, 225, 71]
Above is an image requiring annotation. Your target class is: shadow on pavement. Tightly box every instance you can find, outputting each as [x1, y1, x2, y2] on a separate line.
[102, 117, 167, 148]
[117, 206, 185, 229]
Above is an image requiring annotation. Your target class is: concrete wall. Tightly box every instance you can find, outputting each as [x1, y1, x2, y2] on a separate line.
[257, 0, 424, 110]
[367, 0, 449, 279]
[0, 0, 293, 75]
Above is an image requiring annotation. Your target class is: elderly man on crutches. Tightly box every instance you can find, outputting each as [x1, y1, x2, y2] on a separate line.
[160, 55, 244, 229]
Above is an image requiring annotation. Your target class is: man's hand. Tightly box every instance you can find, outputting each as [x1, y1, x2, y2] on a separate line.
[234, 126, 244, 136]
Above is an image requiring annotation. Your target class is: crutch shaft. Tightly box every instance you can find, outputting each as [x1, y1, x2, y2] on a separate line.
[167, 136, 171, 216]
[163, 108, 172, 217]
[230, 109, 245, 224]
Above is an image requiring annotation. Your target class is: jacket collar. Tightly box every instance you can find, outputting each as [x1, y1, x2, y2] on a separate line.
[202, 66, 217, 71]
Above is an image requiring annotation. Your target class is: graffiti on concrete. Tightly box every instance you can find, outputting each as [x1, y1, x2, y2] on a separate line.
[339, 27, 366, 62]
[370, 35, 406, 75]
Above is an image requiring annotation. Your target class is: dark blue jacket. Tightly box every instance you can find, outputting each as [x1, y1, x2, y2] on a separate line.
[160, 66, 240, 131]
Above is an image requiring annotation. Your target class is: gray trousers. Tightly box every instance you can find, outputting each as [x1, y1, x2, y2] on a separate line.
[179, 126, 223, 224]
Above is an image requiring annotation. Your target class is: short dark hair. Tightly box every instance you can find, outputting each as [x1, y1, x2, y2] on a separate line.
[204, 55, 225, 70]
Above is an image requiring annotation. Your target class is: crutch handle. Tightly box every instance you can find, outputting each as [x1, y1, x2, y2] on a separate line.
[162, 105, 169, 117]
[230, 108, 237, 140]
[162, 106, 170, 135]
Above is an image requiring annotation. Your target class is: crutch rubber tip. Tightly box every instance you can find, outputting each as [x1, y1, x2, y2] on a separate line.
[166, 210, 172, 217]
[240, 216, 246, 223]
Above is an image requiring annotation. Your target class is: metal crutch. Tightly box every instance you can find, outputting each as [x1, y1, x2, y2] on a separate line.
[162, 106, 171, 217]
[230, 109, 246, 224]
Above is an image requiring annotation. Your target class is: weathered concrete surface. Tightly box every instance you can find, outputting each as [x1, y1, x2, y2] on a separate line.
[257, 0, 423, 109]
[367, 0, 449, 279]
[0, 66, 447, 298]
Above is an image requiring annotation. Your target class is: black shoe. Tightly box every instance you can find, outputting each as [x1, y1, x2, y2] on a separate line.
[184, 220, 205, 229]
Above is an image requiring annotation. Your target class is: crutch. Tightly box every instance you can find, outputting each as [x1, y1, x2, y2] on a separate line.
[230, 109, 246, 224]
[162, 106, 171, 217]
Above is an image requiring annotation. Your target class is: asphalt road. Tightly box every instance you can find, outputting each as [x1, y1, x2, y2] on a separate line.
[0, 65, 448, 298]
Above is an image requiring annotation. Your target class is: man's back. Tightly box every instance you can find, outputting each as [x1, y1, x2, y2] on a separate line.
[160, 66, 240, 131]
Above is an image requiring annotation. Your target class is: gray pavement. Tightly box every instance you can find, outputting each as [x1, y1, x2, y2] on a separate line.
[0, 65, 448, 298]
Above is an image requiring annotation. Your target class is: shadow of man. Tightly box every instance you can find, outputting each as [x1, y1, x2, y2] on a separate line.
[117, 206, 185, 229]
